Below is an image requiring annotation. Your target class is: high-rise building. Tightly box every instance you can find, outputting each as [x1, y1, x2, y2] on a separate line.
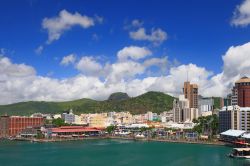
[173, 95, 189, 123]
[198, 97, 214, 112]
[218, 106, 250, 133]
[232, 77, 250, 107]
[183, 81, 198, 108]
[173, 95, 198, 123]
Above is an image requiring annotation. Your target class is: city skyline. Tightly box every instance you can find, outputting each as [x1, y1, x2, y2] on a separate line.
[1, 0, 250, 104]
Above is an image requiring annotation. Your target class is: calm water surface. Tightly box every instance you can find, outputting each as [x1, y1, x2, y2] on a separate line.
[0, 139, 249, 166]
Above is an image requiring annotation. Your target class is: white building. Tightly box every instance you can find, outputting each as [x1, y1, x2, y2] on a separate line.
[173, 95, 199, 123]
[61, 109, 75, 124]
[219, 106, 250, 132]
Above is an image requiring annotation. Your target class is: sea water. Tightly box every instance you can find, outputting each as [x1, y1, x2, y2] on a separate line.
[0, 139, 248, 166]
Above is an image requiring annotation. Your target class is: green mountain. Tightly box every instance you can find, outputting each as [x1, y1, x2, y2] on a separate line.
[108, 92, 130, 101]
[0, 91, 174, 116]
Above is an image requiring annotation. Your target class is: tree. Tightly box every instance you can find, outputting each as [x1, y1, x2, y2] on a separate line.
[106, 125, 117, 134]
[52, 118, 69, 127]
[192, 115, 219, 136]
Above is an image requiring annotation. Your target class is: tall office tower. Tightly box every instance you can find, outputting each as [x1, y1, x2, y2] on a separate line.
[173, 95, 190, 123]
[183, 81, 198, 108]
[232, 77, 250, 107]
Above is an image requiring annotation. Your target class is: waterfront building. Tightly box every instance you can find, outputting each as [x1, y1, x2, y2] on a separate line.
[0, 115, 44, 138]
[219, 106, 239, 133]
[48, 126, 102, 137]
[88, 113, 108, 128]
[231, 77, 250, 107]
[73, 115, 86, 125]
[219, 106, 250, 133]
[183, 81, 198, 108]
[220, 129, 246, 143]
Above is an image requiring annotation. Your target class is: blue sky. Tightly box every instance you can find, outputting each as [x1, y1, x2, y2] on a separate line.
[1, 0, 249, 76]
[1, 0, 250, 104]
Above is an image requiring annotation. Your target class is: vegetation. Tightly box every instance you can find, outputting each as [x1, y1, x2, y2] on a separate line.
[0, 91, 174, 115]
[108, 92, 130, 101]
[106, 125, 117, 134]
[192, 114, 219, 136]
[52, 118, 69, 127]
[213, 97, 221, 109]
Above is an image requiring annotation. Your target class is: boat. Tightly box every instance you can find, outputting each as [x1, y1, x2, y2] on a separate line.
[228, 148, 250, 159]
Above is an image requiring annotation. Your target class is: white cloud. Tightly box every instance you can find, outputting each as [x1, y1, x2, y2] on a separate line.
[143, 57, 168, 72]
[222, 42, 250, 79]
[60, 54, 76, 66]
[35, 45, 44, 55]
[2, 41, 250, 104]
[117, 46, 152, 61]
[0, 56, 36, 78]
[75, 56, 103, 76]
[105, 60, 145, 83]
[42, 10, 98, 44]
[129, 27, 167, 45]
[131, 19, 143, 27]
[231, 0, 250, 26]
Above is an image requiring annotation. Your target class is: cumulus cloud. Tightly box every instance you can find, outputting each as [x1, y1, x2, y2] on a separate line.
[42, 10, 100, 44]
[117, 46, 152, 61]
[143, 57, 168, 72]
[129, 27, 167, 45]
[75, 56, 103, 76]
[231, 0, 250, 26]
[2, 42, 250, 104]
[0, 56, 36, 78]
[105, 60, 145, 83]
[60, 54, 76, 66]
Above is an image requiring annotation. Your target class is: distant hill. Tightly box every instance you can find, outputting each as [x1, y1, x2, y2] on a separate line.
[108, 92, 130, 101]
[0, 91, 174, 116]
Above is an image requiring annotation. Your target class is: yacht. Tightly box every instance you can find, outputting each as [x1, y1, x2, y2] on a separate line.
[228, 148, 250, 159]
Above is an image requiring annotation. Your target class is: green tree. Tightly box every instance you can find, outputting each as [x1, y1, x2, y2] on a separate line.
[52, 118, 69, 127]
[192, 115, 219, 136]
[106, 125, 117, 134]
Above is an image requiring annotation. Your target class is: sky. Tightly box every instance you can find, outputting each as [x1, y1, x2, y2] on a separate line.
[1, 0, 250, 104]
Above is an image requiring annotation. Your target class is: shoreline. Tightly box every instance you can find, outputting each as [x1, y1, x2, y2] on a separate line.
[10, 136, 227, 146]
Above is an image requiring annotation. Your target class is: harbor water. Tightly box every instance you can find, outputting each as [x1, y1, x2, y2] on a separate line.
[0, 139, 248, 166]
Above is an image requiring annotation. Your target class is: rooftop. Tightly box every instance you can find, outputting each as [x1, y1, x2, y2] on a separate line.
[220, 129, 246, 137]
[236, 77, 250, 83]
[51, 126, 101, 133]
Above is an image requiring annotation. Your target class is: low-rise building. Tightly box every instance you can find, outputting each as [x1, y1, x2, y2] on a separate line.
[0, 115, 44, 138]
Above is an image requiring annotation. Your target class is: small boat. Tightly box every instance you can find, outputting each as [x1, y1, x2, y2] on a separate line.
[228, 148, 250, 159]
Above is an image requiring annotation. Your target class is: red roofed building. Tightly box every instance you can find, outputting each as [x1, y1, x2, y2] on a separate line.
[49, 126, 102, 137]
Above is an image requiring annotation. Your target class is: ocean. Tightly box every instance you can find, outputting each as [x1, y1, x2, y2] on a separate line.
[0, 139, 248, 166]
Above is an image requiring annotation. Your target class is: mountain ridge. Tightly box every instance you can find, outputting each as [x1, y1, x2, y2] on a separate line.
[0, 91, 174, 115]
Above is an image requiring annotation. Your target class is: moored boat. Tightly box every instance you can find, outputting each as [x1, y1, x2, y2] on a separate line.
[228, 148, 250, 159]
